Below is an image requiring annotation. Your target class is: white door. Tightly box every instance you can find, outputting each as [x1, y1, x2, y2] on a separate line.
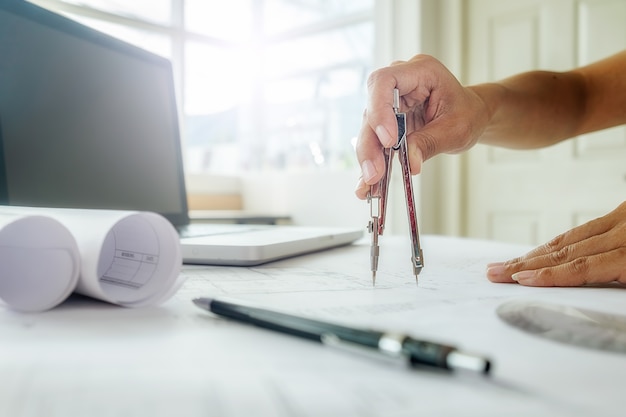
[464, 0, 626, 245]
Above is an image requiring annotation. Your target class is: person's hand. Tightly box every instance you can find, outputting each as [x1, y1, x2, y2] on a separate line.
[487, 201, 626, 286]
[355, 54, 490, 199]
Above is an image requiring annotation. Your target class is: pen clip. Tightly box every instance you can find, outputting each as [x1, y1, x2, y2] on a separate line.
[321, 333, 406, 366]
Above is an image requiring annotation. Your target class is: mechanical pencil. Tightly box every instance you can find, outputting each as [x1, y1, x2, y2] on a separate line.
[193, 297, 491, 375]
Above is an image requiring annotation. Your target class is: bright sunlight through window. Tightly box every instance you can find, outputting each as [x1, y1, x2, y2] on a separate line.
[30, 0, 374, 174]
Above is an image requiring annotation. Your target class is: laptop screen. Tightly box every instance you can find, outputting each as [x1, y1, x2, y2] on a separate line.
[0, 0, 190, 226]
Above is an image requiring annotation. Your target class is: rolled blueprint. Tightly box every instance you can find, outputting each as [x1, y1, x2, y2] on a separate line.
[0, 206, 183, 309]
[0, 212, 80, 312]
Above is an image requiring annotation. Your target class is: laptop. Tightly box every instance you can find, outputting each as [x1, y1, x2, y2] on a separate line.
[0, 0, 363, 266]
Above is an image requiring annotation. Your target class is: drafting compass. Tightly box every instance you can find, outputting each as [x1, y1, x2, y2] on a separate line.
[367, 89, 424, 285]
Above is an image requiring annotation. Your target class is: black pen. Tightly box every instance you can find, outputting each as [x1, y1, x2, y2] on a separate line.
[192, 297, 492, 375]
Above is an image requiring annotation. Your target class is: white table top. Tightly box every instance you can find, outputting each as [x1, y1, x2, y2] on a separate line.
[2, 235, 625, 417]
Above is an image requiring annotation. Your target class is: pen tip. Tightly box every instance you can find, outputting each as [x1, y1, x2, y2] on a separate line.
[192, 297, 211, 309]
[372, 271, 376, 287]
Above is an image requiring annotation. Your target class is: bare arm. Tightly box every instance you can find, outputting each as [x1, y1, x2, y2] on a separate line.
[356, 51, 626, 288]
[355, 51, 626, 198]
[470, 50, 626, 149]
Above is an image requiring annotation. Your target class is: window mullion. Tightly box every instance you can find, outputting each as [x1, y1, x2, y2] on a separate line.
[170, 0, 186, 150]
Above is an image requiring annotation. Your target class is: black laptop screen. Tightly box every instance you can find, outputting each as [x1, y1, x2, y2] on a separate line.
[0, 1, 190, 226]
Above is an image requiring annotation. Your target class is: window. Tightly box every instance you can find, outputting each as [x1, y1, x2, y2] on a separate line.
[29, 0, 374, 175]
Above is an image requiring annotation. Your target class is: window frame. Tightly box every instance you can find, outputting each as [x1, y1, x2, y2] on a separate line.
[29, 0, 377, 177]
[25, 0, 422, 232]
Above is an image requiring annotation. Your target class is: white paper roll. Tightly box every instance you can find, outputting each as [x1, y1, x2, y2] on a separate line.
[0, 214, 80, 312]
[0, 206, 183, 309]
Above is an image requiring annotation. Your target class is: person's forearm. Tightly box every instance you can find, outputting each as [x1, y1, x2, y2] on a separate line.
[468, 71, 587, 149]
[469, 50, 626, 149]
[571, 50, 626, 134]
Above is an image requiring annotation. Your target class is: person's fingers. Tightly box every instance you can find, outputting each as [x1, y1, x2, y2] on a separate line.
[514, 215, 613, 262]
[357, 53, 488, 196]
[486, 233, 612, 283]
[363, 55, 446, 150]
[355, 111, 387, 193]
[354, 176, 364, 199]
[487, 202, 626, 286]
[365, 70, 399, 148]
[407, 142, 423, 175]
[389, 60, 407, 67]
[510, 248, 626, 286]
[485, 262, 512, 283]
[486, 213, 613, 282]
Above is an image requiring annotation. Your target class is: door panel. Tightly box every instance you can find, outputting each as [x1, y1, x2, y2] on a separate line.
[464, 0, 626, 245]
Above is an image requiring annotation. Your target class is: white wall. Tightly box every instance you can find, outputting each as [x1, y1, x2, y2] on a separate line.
[239, 0, 427, 232]
[241, 170, 368, 229]
[188, 0, 456, 234]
